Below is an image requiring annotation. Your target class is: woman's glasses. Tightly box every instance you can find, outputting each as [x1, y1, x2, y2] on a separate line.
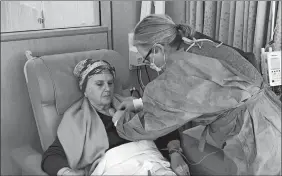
[142, 48, 153, 64]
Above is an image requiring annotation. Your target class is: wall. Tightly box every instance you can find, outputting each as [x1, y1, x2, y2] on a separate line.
[112, 1, 141, 88]
[111, 1, 186, 90]
[1, 31, 108, 175]
[112, 1, 186, 59]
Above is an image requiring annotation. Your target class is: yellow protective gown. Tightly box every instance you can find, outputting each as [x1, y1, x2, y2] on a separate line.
[116, 42, 281, 175]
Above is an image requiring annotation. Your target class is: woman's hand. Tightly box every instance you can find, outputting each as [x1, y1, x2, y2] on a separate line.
[170, 152, 190, 176]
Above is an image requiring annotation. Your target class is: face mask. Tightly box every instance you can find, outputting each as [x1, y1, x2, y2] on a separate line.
[150, 61, 162, 72]
[149, 46, 166, 73]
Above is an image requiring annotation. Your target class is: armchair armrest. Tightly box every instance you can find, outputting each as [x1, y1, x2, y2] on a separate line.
[11, 145, 47, 175]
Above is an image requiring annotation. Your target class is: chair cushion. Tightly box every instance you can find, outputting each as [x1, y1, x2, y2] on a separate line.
[25, 49, 130, 151]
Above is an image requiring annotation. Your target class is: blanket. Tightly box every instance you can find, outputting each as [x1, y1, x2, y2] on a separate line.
[92, 140, 176, 175]
[116, 42, 281, 175]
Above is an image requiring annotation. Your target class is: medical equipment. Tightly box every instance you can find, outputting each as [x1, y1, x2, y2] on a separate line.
[260, 1, 281, 87]
[266, 51, 281, 86]
[261, 48, 281, 86]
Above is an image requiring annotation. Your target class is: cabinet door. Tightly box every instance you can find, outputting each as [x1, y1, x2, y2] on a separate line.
[42, 1, 100, 29]
[1, 1, 42, 32]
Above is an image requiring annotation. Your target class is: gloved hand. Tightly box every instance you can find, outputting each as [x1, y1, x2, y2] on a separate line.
[168, 140, 190, 176]
[117, 97, 135, 112]
[112, 109, 126, 126]
[108, 108, 116, 116]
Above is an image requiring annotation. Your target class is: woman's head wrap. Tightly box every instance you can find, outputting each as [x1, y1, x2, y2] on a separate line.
[73, 59, 116, 91]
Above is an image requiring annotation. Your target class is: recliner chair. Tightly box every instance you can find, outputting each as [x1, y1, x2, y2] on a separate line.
[11, 49, 131, 175]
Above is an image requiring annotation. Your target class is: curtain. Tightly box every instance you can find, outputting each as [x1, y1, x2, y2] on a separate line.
[272, 1, 281, 51]
[185, 1, 281, 73]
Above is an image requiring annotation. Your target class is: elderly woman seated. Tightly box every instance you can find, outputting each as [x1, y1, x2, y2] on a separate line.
[41, 59, 189, 176]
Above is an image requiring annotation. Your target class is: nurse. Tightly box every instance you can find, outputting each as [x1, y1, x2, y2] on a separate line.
[117, 14, 195, 112]
[114, 14, 281, 175]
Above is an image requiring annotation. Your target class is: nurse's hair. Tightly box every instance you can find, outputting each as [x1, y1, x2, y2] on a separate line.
[133, 14, 195, 48]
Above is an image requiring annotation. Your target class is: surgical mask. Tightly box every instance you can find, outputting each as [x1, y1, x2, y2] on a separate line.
[150, 51, 166, 73]
[143, 38, 222, 74]
[145, 44, 166, 74]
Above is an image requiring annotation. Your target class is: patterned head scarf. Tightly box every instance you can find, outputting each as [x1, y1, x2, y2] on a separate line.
[73, 59, 116, 92]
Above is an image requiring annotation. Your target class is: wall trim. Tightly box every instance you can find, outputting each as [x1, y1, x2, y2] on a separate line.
[1, 26, 109, 42]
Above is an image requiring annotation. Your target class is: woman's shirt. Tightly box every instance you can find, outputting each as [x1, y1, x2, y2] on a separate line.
[41, 112, 179, 176]
[99, 112, 130, 148]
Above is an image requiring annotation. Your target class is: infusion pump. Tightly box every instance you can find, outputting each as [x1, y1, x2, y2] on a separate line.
[261, 48, 281, 86]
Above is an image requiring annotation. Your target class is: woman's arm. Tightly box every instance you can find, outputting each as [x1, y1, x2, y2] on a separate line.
[41, 136, 70, 176]
[155, 130, 180, 160]
[155, 130, 190, 175]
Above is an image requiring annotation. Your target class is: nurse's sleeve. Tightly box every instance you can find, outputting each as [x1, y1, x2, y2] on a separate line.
[115, 97, 182, 141]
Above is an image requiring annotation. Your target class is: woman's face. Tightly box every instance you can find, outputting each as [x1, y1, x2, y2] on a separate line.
[136, 44, 166, 68]
[85, 71, 114, 107]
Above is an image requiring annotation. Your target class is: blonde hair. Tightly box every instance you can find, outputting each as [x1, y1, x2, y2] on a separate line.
[133, 14, 194, 47]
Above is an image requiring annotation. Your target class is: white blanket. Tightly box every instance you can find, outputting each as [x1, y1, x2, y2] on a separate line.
[91, 140, 176, 175]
